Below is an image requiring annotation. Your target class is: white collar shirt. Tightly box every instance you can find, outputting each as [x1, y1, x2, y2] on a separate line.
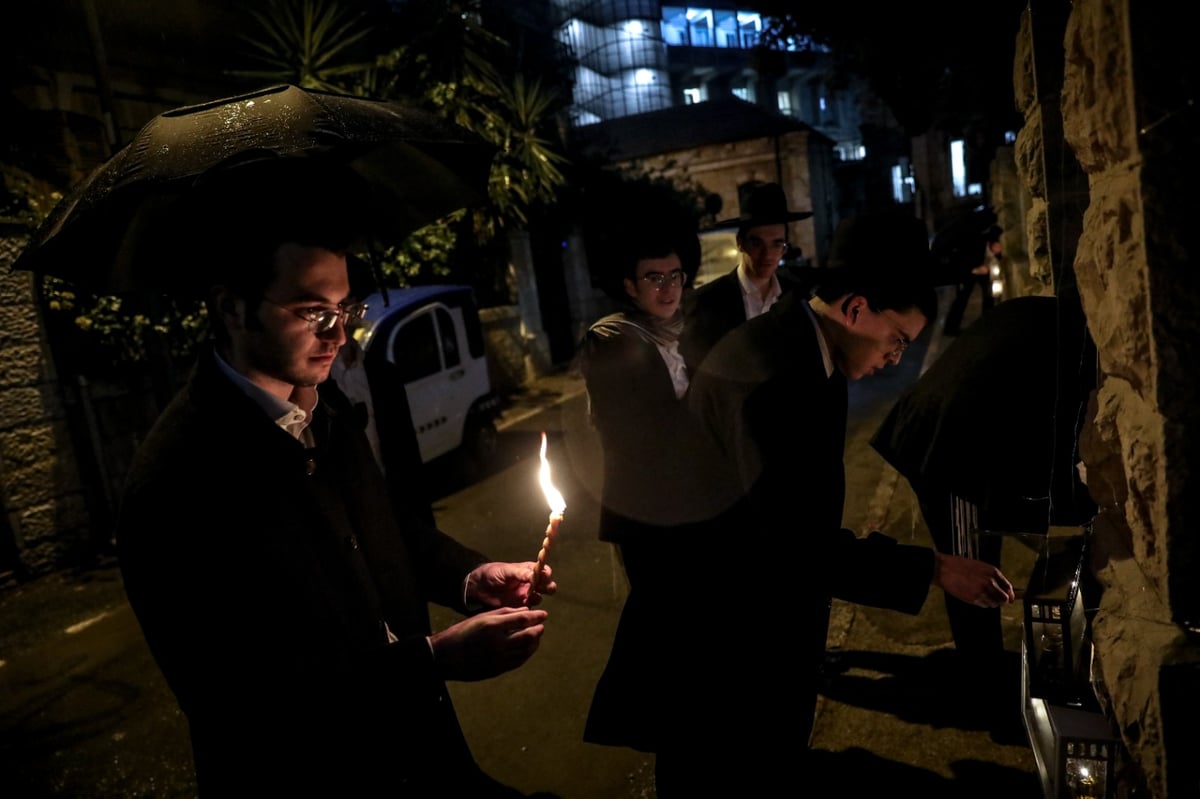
[737, 262, 783, 320]
[213, 350, 318, 446]
[804, 298, 835, 378]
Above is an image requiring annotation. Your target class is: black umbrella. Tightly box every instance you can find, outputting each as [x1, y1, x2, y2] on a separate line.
[870, 295, 1096, 525]
[10, 84, 496, 297]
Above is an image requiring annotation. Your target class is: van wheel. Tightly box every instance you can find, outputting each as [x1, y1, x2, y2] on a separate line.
[461, 414, 498, 478]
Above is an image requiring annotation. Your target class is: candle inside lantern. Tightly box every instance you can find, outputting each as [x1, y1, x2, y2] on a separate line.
[531, 432, 566, 594]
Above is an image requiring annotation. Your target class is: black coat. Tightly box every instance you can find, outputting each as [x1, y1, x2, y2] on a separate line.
[679, 265, 819, 374]
[870, 295, 1096, 527]
[687, 291, 936, 767]
[116, 349, 497, 796]
[575, 319, 732, 752]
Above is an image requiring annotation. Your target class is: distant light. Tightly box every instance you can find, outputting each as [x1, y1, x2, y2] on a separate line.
[991, 279, 1004, 297]
[624, 20, 644, 35]
[991, 263, 1001, 278]
[561, 240, 569, 249]
[1005, 130, 1018, 143]
[951, 139, 967, 197]
[634, 69, 655, 85]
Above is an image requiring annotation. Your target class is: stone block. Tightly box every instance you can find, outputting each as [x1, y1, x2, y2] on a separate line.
[1062, 0, 1136, 174]
[0, 385, 50, 429]
[1075, 189, 1152, 391]
[1014, 113, 1045, 198]
[0, 344, 51, 390]
[1025, 199, 1052, 283]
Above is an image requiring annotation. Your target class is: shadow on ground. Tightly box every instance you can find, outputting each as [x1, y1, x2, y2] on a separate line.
[810, 746, 1040, 798]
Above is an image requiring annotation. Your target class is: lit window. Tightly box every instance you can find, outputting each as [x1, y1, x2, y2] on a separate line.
[714, 10, 738, 48]
[891, 165, 905, 203]
[737, 11, 762, 47]
[687, 8, 713, 47]
[634, 69, 656, 86]
[777, 90, 792, 115]
[661, 7, 688, 45]
[683, 87, 702, 104]
[732, 87, 749, 101]
[951, 139, 967, 197]
[967, 182, 983, 196]
[624, 19, 644, 35]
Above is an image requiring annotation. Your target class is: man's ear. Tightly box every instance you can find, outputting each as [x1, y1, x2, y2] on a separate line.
[212, 287, 241, 325]
[623, 278, 638, 300]
[842, 294, 868, 324]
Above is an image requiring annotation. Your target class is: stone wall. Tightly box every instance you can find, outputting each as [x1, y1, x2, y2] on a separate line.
[0, 237, 92, 577]
[1014, 1, 1199, 795]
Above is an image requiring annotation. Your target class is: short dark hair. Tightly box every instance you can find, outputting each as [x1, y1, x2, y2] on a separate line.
[184, 160, 365, 341]
[817, 209, 937, 321]
[617, 225, 700, 282]
[813, 270, 938, 324]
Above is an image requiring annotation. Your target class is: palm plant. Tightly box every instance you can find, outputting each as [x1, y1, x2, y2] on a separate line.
[232, 0, 378, 93]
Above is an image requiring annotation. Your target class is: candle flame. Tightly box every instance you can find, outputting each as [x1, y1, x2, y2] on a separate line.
[538, 432, 566, 515]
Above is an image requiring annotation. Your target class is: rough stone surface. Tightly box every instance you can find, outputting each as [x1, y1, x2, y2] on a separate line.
[1014, 108, 1045, 199]
[479, 305, 528, 396]
[1024, 198, 1053, 284]
[1062, 0, 1137, 173]
[1074, 188, 1153, 392]
[1054, 0, 1198, 794]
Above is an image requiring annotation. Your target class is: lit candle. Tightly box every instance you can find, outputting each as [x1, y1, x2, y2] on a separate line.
[531, 432, 566, 594]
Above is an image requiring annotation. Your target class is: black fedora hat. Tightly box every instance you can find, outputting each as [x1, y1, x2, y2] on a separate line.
[713, 182, 813, 229]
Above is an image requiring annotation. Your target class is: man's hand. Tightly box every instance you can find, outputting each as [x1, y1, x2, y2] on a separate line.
[429, 606, 548, 681]
[932, 553, 1016, 608]
[467, 561, 557, 609]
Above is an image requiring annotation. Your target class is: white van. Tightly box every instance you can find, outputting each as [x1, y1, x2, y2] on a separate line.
[355, 284, 501, 467]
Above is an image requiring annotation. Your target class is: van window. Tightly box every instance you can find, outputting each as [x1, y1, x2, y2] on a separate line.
[391, 312, 441, 382]
[436, 307, 461, 368]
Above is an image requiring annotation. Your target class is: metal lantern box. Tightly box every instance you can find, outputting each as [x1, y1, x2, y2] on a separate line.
[1023, 530, 1089, 704]
[1021, 642, 1121, 799]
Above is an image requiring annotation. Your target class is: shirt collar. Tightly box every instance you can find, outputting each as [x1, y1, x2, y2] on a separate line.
[735, 262, 782, 309]
[803, 298, 835, 378]
[213, 349, 317, 438]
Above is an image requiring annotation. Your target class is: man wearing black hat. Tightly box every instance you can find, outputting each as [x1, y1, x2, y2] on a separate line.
[678, 211, 1016, 795]
[678, 182, 814, 373]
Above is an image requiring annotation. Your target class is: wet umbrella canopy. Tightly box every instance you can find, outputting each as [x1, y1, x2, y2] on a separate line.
[10, 84, 496, 297]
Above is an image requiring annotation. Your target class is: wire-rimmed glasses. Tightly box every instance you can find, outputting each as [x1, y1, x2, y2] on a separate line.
[262, 297, 368, 333]
[639, 270, 689, 290]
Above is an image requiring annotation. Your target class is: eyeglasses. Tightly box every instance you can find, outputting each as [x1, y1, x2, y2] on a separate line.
[639, 270, 689, 289]
[877, 311, 912, 361]
[262, 297, 368, 333]
[744, 235, 789, 253]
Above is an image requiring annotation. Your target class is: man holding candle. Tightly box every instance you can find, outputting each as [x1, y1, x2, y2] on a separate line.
[685, 210, 1016, 795]
[114, 163, 556, 798]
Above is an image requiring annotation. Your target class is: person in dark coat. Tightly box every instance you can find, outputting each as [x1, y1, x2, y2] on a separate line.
[933, 207, 1002, 335]
[685, 210, 1016, 794]
[575, 219, 734, 794]
[870, 294, 1097, 679]
[114, 168, 555, 797]
[678, 182, 814, 373]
